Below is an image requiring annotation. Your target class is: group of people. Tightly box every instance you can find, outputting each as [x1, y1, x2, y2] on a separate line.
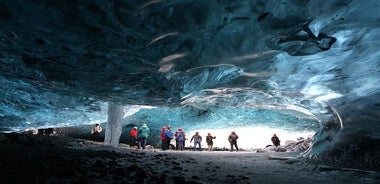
[92, 123, 281, 151]
[159, 126, 192, 151]
[158, 127, 238, 152]
[159, 125, 174, 150]
[159, 126, 218, 151]
[91, 123, 151, 149]
[157, 126, 206, 151]
[188, 131, 239, 152]
[129, 123, 150, 149]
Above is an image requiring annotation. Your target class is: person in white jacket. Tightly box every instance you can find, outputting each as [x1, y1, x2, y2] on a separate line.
[91, 123, 102, 142]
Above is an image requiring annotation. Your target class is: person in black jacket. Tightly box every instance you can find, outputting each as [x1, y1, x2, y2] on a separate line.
[206, 133, 216, 151]
[228, 131, 239, 151]
[271, 134, 280, 147]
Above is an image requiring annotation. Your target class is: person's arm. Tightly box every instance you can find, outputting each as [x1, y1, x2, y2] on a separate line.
[190, 136, 194, 143]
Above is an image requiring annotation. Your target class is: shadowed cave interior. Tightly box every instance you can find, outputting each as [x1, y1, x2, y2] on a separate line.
[0, 0, 380, 177]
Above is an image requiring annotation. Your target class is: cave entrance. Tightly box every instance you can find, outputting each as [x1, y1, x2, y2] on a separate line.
[127, 105, 321, 151]
[177, 106, 321, 150]
[188, 126, 316, 150]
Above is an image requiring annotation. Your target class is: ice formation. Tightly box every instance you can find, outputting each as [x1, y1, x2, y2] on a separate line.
[0, 0, 379, 170]
[104, 104, 124, 146]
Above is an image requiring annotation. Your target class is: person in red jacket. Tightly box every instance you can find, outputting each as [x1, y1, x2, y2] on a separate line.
[129, 127, 138, 148]
[160, 126, 167, 150]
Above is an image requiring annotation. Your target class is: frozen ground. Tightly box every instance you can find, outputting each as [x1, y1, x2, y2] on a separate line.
[0, 133, 379, 184]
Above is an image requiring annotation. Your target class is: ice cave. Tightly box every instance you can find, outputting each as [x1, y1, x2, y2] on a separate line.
[0, 0, 379, 183]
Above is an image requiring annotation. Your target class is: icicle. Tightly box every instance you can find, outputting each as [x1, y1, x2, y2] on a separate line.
[104, 103, 124, 146]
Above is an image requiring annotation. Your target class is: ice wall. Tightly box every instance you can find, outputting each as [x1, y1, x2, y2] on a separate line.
[104, 104, 124, 146]
[0, 0, 379, 171]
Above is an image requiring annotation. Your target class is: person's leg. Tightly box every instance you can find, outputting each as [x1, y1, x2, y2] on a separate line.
[138, 138, 142, 149]
[193, 141, 197, 151]
[234, 142, 238, 151]
[131, 137, 135, 147]
[162, 139, 166, 150]
[95, 132, 99, 142]
[161, 139, 165, 150]
[179, 141, 184, 150]
[166, 139, 171, 150]
[168, 140, 171, 150]
[142, 137, 147, 149]
[198, 141, 202, 151]
[166, 139, 170, 150]
[145, 138, 148, 149]
[230, 142, 233, 151]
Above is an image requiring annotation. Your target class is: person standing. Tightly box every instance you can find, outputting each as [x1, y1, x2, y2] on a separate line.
[91, 123, 102, 142]
[175, 128, 186, 151]
[129, 126, 138, 148]
[271, 134, 281, 147]
[160, 126, 167, 150]
[228, 131, 239, 151]
[206, 133, 216, 151]
[190, 132, 202, 151]
[174, 129, 179, 150]
[164, 126, 174, 150]
[138, 123, 150, 149]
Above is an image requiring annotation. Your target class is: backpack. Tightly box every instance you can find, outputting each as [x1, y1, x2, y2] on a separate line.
[165, 130, 173, 139]
[138, 127, 149, 138]
[176, 132, 185, 141]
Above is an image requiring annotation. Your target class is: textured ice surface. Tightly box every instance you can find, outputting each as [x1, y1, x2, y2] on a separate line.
[0, 0, 379, 170]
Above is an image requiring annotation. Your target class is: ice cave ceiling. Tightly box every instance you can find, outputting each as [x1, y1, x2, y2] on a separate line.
[0, 0, 380, 166]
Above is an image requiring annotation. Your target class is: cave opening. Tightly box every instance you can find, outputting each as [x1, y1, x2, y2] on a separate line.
[123, 104, 321, 151]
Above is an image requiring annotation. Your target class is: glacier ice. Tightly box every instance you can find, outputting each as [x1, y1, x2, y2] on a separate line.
[0, 0, 379, 171]
[104, 104, 124, 146]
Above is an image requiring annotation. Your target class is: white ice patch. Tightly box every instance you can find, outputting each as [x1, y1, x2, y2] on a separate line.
[302, 84, 342, 103]
[185, 127, 314, 150]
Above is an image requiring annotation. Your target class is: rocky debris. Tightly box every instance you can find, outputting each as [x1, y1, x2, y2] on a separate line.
[256, 136, 312, 153]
